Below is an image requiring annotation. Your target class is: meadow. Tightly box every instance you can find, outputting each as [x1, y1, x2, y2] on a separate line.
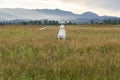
[0, 25, 120, 80]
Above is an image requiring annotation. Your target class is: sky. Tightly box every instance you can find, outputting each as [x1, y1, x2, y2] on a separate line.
[0, 0, 119, 16]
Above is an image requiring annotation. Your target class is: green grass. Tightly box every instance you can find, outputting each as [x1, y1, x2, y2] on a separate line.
[0, 25, 120, 80]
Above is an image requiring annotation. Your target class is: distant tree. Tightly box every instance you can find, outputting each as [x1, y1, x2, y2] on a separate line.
[119, 19, 120, 24]
[44, 20, 48, 25]
[21, 21, 28, 25]
[73, 23, 77, 25]
[64, 21, 73, 25]
[112, 19, 117, 24]
[90, 20, 94, 24]
[65, 21, 67, 25]
[0, 22, 2, 25]
[38, 21, 42, 25]
[68, 21, 72, 25]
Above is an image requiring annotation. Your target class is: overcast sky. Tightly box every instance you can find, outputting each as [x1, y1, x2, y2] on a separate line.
[0, 0, 119, 16]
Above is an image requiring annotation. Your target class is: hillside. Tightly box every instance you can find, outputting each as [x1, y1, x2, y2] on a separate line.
[0, 8, 119, 23]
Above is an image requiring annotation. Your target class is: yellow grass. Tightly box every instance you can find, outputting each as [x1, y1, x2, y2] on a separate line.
[0, 25, 120, 80]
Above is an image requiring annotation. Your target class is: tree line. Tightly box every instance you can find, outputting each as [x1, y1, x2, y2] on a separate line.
[0, 20, 59, 25]
[103, 19, 120, 25]
[90, 18, 120, 25]
[0, 18, 120, 25]
[0, 20, 76, 25]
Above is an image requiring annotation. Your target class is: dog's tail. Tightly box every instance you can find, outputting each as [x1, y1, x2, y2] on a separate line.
[58, 35, 64, 40]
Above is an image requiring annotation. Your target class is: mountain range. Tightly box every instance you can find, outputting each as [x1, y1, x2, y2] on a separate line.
[0, 8, 119, 23]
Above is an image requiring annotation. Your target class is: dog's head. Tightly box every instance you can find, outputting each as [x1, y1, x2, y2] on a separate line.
[60, 25, 65, 29]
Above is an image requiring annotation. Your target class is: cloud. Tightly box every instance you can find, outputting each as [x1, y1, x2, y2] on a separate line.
[0, 0, 119, 11]
[59, 0, 120, 10]
[85, 0, 120, 11]
[0, 1, 7, 3]
[56, 0, 120, 16]
[0, 1, 4, 3]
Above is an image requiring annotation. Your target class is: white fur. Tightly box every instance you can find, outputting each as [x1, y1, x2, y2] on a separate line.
[57, 25, 66, 40]
[40, 27, 47, 31]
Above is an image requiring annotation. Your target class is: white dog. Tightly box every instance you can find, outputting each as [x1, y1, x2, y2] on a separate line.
[57, 25, 66, 40]
[40, 27, 47, 31]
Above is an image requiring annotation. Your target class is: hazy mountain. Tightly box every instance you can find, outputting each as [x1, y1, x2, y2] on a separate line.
[71, 12, 120, 24]
[71, 12, 100, 23]
[0, 8, 79, 21]
[0, 8, 119, 23]
[79, 12, 99, 19]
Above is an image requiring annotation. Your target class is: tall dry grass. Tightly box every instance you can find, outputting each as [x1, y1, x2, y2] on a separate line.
[0, 25, 120, 80]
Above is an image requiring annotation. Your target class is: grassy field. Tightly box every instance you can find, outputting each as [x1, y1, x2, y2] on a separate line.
[0, 25, 120, 80]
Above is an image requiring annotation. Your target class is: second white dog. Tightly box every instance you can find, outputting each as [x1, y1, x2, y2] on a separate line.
[57, 25, 66, 40]
[40, 27, 47, 31]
